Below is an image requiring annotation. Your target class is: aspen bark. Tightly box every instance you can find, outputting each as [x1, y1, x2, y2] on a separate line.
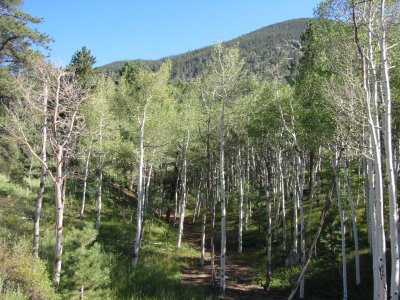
[278, 150, 286, 250]
[292, 151, 298, 253]
[332, 153, 348, 300]
[344, 159, 360, 285]
[380, 1, 399, 297]
[263, 162, 272, 291]
[298, 155, 305, 299]
[33, 80, 48, 258]
[200, 213, 206, 266]
[132, 101, 149, 268]
[238, 148, 244, 253]
[220, 102, 227, 292]
[53, 150, 64, 286]
[96, 116, 104, 231]
[80, 147, 91, 217]
[177, 131, 190, 249]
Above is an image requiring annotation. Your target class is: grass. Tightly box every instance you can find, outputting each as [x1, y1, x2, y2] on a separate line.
[0, 173, 209, 299]
[0, 169, 379, 299]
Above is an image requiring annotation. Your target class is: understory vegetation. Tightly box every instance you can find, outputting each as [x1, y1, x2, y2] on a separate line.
[1, 0, 400, 299]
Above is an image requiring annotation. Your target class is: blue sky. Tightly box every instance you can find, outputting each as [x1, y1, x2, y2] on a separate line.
[23, 1, 321, 67]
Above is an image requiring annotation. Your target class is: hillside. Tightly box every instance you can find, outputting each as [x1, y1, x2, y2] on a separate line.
[98, 18, 312, 80]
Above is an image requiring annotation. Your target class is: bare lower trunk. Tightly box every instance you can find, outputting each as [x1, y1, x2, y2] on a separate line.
[292, 151, 298, 253]
[174, 171, 180, 224]
[332, 153, 348, 300]
[33, 165, 46, 258]
[220, 104, 226, 292]
[96, 170, 103, 231]
[96, 116, 104, 231]
[53, 153, 64, 287]
[278, 150, 286, 251]
[298, 155, 305, 299]
[80, 148, 91, 217]
[200, 213, 206, 266]
[263, 163, 272, 291]
[288, 178, 334, 300]
[140, 164, 152, 243]
[380, 2, 399, 297]
[177, 131, 190, 249]
[132, 110, 147, 268]
[33, 80, 48, 258]
[344, 160, 360, 285]
[238, 148, 244, 253]
[193, 175, 203, 224]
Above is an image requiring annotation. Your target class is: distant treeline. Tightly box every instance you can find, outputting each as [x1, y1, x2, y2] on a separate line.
[98, 18, 312, 80]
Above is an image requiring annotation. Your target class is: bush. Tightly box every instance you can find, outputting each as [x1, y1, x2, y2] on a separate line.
[0, 237, 58, 299]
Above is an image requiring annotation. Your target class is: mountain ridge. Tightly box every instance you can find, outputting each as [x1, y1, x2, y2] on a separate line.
[98, 18, 313, 80]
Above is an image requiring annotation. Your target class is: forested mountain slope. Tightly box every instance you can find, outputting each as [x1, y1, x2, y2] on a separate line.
[99, 18, 311, 80]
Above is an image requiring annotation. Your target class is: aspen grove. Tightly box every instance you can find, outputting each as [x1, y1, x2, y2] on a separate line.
[0, 0, 400, 299]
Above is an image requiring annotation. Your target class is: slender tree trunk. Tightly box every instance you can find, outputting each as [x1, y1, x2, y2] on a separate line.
[132, 103, 149, 268]
[159, 163, 165, 217]
[263, 161, 272, 291]
[238, 148, 244, 253]
[200, 213, 206, 266]
[96, 116, 104, 231]
[332, 153, 348, 300]
[210, 167, 217, 286]
[292, 150, 298, 253]
[344, 159, 360, 286]
[380, 2, 399, 297]
[193, 174, 203, 223]
[298, 155, 305, 299]
[128, 163, 135, 192]
[288, 178, 335, 300]
[96, 170, 103, 231]
[80, 147, 91, 217]
[140, 164, 152, 243]
[367, 9, 387, 297]
[278, 150, 286, 251]
[174, 173, 180, 223]
[53, 150, 64, 287]
[220, 103, 227, 292]
[33, 80, 48, 258]
[177, 131, 190, 249]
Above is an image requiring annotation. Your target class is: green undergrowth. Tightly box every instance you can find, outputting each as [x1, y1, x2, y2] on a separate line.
[0, 173, 208, 299]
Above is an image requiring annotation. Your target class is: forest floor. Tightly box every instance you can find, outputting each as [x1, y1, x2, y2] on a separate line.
[178, 217, 288, 299]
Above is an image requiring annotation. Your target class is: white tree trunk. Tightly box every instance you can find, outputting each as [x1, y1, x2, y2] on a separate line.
[220, 103, 227, 292]
[278, 150, 286, 251]
[33, 80, 48, 258]
[96, 170, 103, 231]
[80, 147, 91, 217]
[332, 153, 348, 300]
[193, 174, 203, 223]
[132, 105, 148, 268]
[174, 173, 180, 223]
[292, 151, 298, 253]
[177, 131, 190, 249]
[96, 116, 104, 231]
[238, 148, 244, 253]
[53, 150, 64, 287]
[344, 160, 360, 285]
[200, 213, 206, 266]
[298, 155, 305, 299]
[367, 8, 387, 297]
[264, 163, 272, 290]
[380, 1, 399, 297]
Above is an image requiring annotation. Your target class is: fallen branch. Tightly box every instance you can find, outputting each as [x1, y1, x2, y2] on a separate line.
[288, 177, 335, 300]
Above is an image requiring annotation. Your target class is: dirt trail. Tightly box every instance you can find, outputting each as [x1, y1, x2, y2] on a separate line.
[179, 219, 285, 299]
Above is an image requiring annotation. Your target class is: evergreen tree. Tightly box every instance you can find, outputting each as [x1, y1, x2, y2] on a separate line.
[68, 46, 97, 86]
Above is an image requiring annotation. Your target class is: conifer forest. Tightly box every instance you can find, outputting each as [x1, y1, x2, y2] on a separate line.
[1, 0, 400, 299]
